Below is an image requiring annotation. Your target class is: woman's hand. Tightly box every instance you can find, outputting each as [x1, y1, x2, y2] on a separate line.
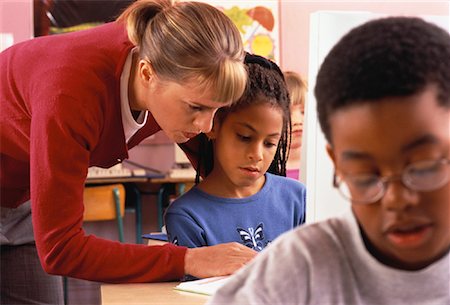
[184, 242, 257, 278]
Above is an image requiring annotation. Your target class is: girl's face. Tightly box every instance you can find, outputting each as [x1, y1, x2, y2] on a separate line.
[328, 87, 450, 270]
[210, 102, 284, 197]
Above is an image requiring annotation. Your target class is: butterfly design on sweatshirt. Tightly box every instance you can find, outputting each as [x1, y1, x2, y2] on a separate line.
[236, 223, 265, 251]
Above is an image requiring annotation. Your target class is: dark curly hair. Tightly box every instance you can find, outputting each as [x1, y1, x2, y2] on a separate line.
[315, 16, 450, 144]
[196, 53, 291, 182]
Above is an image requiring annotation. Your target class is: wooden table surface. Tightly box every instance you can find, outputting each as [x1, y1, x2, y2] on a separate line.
[101, 282, 209, 305]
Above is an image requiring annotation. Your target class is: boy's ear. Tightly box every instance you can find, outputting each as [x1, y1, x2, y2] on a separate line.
[326, 144, 337, 166]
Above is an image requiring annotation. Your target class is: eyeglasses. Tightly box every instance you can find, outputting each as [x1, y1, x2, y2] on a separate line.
[333, 158, 450, 204]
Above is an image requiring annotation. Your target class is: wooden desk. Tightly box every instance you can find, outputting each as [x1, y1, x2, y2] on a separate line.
[101, 282, 209, 305]
[150, 177, 196, 184]
[86, 177, 148, 184]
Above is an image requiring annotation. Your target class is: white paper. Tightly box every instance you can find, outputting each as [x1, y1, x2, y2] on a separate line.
[174, 276, 230, 296]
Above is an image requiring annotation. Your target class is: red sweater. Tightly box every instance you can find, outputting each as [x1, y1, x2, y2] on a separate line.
[0, 22, 186, 283]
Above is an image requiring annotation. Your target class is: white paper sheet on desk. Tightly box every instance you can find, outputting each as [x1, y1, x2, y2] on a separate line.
[174, 276, 230, 296]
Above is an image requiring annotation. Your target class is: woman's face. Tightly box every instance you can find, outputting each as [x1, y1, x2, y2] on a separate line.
[132, 59, 231, 143]
[328, 87, 450, 270]
[146, 80, 229, 143]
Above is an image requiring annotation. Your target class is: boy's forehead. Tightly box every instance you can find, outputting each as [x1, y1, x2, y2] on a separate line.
[330, 86, 441, 125]
[329, 87, 449, 160]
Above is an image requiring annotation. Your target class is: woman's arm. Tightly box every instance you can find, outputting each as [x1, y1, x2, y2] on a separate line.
[185, 243, 257, 278]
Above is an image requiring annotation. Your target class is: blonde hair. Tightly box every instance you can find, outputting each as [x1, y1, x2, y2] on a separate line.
[284, 71, 307, 107]
[117, 0, 247, 104]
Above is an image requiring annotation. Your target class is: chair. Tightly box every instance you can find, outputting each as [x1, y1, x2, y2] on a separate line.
[63, 184, 126, 304]
[82, 184, 126, 241]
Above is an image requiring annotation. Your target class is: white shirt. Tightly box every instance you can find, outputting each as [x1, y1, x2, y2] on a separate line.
[120, 48, 148, 143]
[209, 210, 450, 305]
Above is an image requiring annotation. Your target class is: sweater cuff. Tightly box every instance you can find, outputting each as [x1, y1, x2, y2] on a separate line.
[166, 243, 188, 280]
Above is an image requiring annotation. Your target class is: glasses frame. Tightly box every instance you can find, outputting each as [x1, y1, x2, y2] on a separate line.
[333, 158, 450, 204]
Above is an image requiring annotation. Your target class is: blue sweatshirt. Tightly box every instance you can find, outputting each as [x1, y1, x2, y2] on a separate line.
[165, 173, 306, 251]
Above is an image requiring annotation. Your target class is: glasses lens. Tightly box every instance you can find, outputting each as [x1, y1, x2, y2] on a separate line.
[404, 159, 450, 191]
[337, 175, 383, 204]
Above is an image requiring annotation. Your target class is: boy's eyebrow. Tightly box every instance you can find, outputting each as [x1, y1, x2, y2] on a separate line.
[340, 151, 371, 161]
[401, 134, 439, 153]
[340, 134, 440, 161]
[238, 122, 281, 137]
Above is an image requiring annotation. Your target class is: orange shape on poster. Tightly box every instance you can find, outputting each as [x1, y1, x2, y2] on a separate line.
[246, 6, 274, 31]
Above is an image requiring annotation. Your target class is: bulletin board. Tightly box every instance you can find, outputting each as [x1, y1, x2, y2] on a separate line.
[33, 0, 133, 36]
[186, 0, 280, 63]
[34, 0, 280, 63]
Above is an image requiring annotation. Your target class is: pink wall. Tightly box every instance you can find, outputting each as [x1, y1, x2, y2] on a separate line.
[0, 0, 33, 46]
[279, 1, 449, 78]
[1, 0, 448, 169]
[2, 0, 448, 77]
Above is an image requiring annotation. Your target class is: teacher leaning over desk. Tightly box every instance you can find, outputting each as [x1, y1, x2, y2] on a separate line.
[0, 0, 256, 304]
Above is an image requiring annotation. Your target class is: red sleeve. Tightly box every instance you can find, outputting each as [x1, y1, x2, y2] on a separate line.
[30, 92, 186, 283]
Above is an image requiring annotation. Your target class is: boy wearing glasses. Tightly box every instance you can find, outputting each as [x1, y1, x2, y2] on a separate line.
[208, 17, 450, 305]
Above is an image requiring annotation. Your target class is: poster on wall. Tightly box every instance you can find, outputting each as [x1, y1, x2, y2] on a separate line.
[187, 0, 280, 63]
[34, 0, 133, 36]
[34, 0, 280, 63]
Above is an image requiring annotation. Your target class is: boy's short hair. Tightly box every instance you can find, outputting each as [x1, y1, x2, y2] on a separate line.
[315, 17, 450, 143]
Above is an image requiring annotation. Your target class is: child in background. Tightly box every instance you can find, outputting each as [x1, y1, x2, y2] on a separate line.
[208, 17, 450, 304]
[165, 53, 306, 251]
[284, 71, 308, 180]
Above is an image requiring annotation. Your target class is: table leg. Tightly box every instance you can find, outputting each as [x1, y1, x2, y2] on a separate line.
[131, 185, 142, 244]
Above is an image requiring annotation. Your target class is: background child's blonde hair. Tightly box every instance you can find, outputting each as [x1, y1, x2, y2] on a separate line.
[284, 71, 307, 107]
[118, 0, 247, 104]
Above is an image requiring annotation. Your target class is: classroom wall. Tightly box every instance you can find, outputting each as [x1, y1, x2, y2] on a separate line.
[1, 0, 449, 172]
[303, 11, 449, 223]
[0, 0, 33, 51]
[280, 1, 449, 77]
[1, 0, 449, 190]
[2, 1, 448, 73]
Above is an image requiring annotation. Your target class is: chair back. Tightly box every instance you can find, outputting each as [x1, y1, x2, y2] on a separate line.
[83, 184, 125, 221]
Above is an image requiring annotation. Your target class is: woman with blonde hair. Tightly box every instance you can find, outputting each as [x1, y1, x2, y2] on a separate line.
[0, 0, 254, 303]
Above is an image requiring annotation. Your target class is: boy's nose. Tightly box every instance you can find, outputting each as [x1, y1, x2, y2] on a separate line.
[381, 180, 420, 211]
